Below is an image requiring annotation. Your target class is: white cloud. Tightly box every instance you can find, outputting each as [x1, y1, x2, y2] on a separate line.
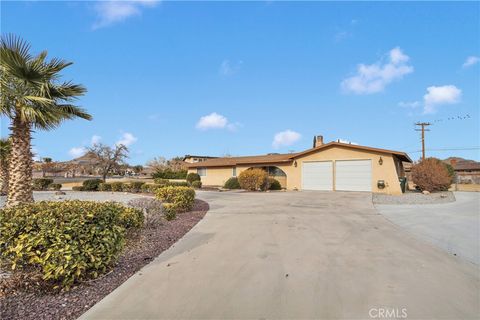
[196, 112, 239, 131]
[423, 85, 462, 114]
[272, 130, 301, 149]
[69, 147, 86, 158]
[462, 56, 479, 68]
[91, 135, 102, 145]
[92, 0, 159, 29]
[219, 59, 243, 76]
[341, 47, 413, 94]
[116, 132, 138, 147]
[398, 101, 421, 108]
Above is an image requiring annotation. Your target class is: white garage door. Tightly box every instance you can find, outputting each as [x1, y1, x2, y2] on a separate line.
[302, 161, 333, 191]
[335, 160, 372, 192]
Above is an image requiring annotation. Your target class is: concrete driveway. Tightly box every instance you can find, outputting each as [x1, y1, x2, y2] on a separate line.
[81, 191, 479, 320]
[376, 192, 480, 265]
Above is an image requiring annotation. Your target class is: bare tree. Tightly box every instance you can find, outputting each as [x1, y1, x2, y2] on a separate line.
[87, 143, 129, 182]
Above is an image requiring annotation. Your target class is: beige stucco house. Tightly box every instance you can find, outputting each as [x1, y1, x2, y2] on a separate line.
[186, 136, 412, 195]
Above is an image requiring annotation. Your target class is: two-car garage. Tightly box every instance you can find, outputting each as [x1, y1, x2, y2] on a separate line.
[301, 160, 372, 192]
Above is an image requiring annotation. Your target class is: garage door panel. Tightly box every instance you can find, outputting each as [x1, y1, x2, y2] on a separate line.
[335, 160, 372, 192]
[302, 161, 333, 191]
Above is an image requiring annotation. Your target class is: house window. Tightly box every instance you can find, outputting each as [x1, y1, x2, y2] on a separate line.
[197, 167, 207, 176]
[232, 167, 236, 177]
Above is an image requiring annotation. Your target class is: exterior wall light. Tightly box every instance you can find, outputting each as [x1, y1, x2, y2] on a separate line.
[377, 180, 386, 189]
[378, 157, 383, 165]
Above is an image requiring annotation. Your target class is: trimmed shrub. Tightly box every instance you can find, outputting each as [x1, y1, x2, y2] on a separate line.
[49, 183, 62, 191]
[411, 158, 452, 192]
[72, 186, 84, 191]
[128, 181, 145, 193]
[238, 168, 268, 191]
[82, 179, 103, 191]
[162, 203, 177, 221]
[152, 169, 187, 180]
[0, 201, 143, 289]
[191, 180, 202, 189]
[169, 181, 189, 187]
[224, 177, 241, 189]
[268, 178, 282, 190]
[110, 182, 124, 192]
[444, 163, 455, 183]
[153, 178, 169, 185]
[98, 182, 112, 191]
[33, 178, 53, 191]
[156, 186, 195, 213]
[186, 173, 201, 184]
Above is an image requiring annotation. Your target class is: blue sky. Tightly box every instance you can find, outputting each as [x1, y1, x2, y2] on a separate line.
[1, 1, 479, 165]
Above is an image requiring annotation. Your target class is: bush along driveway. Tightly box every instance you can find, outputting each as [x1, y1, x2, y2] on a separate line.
[81, 191, 479, 320]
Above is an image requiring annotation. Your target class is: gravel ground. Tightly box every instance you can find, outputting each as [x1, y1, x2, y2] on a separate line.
[0, 191, 145, 207]
[0, 194, 209, 320]
[373, 191, 456, 205]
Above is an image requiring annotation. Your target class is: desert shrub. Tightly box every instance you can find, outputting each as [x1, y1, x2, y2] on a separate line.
[186, 173, 201, 184]
[154, 178, 170, 185]
[141, 184, 164, 194]
[110, 182, 124, 192]
[127, 198, 164, 227]
[169, 181, 189, 187]
[191, 180, 202, 189]
[72, 186, 84, 191]
[0, 201, 143, 289]
[128, 181, 145, 193]
[49, 183, 62, 191]
[156, 186, 195, 213]
[238, 168, 268, 191]
[152, 169, 187, 180]
[82, 179, 103, 191]
[162, 204, 177, 221]
[224, 177, 241, 189]
[268, 178, 282, 190]
[411, 158, 452, 192]
[33, 178, 53, 191]
[444, 163, 456, 183]
[98, 182, 112, 191]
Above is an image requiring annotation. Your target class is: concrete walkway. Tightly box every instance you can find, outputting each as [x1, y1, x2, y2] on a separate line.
[376, 192, 480, 265]
[81, 191, 480, 319]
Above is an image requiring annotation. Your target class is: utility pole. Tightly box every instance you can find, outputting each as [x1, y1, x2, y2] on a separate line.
[415, 122, 431, 160]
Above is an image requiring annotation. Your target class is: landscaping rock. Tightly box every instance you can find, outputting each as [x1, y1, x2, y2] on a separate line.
[422, 190, 430, 195]
[373, 191, 455, 205]
[55, 191, 66, 195]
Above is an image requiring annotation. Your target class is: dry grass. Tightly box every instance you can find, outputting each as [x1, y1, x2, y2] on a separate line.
[449, 184, 480, 192]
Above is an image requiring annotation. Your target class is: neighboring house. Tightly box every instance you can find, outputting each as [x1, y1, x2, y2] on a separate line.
[186, 136, 412, 195]
[183, 155, 218, 164]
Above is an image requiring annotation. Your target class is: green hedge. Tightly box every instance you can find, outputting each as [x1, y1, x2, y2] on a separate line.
[268, 178, 282, 190]
[0, 201, 143, 289]
[186, 173, 201, 183]
[224, 177, 240, 189]
[82, 179, 103, 191]
[72, 186, 84, 191]
[191, 180, 202, 189]
[156, 186, 195, 213]
[33, 178, 53, 191]
[98, 182, 112, 191]
[50, 183, 62, 191]
[152, 169, 187, 180]
[111, 182, 124, 192]
[127, 181, 145, 193]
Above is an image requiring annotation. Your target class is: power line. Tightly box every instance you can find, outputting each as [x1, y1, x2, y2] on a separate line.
[408, 147, 480, 153]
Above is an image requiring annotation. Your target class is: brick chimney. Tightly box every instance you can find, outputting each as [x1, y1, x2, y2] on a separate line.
[313, 135, 324, 148]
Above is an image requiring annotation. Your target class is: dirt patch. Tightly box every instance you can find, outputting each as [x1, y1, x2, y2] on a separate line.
[0, 199, 209, 320]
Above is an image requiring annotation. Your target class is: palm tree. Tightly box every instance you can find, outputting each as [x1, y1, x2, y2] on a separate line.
[0, 138, 11, 195]
[1, 35, 92, 206]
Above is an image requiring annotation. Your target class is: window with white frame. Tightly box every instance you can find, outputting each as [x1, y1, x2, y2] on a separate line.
[197, 167, 207, 176]
[232, 167, 236, 177]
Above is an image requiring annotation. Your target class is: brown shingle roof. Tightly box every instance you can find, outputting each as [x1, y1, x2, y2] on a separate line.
[186, 142, 412, 168]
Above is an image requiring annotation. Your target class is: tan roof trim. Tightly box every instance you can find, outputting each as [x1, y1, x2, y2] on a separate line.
[291, 142, 412, 162]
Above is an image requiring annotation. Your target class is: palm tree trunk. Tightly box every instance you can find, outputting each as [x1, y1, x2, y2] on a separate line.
[6, 115, 34, 207]
[0, 158, 8, 195]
